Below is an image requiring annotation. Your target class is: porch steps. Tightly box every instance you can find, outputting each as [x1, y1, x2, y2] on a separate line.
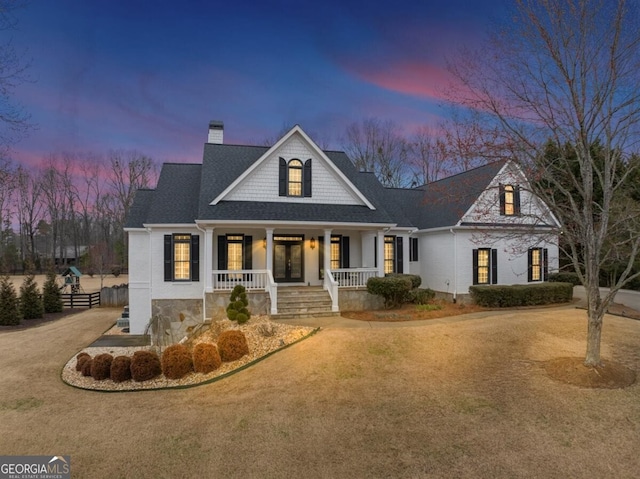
[272, 287, 338, 320]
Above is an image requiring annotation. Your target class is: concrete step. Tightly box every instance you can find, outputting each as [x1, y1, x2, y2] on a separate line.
[271, 311, 340, 320]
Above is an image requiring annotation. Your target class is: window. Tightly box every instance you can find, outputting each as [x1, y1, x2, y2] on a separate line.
[330, 236, 341, 270]
[473, 248, 497, 285]
[217, 234, 253, 274]
[319, 235, 350, 279]
[164, 234, 199, 282]
[279, 157, 312, 197]
[384, 236, 395, 274]
[226, 235, 244, 272]
[500, 184, 521, 216]
[409, 237, 419, 262]
[528, 248, 548, 282]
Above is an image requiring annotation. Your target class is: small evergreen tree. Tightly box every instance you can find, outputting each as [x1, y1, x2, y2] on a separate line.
[0, 274, 20, 325]
[42, 270, 63, 313]
[20, 273, 44, 320]
[226, 285, 251, 324]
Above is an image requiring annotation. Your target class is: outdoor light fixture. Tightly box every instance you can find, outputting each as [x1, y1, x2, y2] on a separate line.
[310, 237, 316, 249]
[263, 237, 267, 249]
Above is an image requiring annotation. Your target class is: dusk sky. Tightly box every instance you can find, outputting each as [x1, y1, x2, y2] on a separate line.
[11, 0, 508, 169]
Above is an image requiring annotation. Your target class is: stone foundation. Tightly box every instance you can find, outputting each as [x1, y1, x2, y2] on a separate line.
[205, 291, 270, 320]
[151, 299, 203, 346]
[338, 288, 385, 311]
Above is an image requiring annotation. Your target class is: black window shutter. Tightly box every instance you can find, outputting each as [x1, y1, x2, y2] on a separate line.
[543, 248, 549, 281]
[491, 249, 498, 284]
[396, 237, 404, 274]
[374, 236, 378, 268]
[341, 236, 350, 268]
[243, 236, 253, 269]
[527, 248, 533, 282]
[217, 235, 227, 270]
[279, 157, 286, 196]
[411, 237, 419, 262]
[472, 249, 479, 285]
[514, 185, 521, 215]
[191, 235, 200, 282]
[499, 184, 506, 215]
[303, 159, 312, 197]
[164, 235, 173, 281]
[318, 236, 324, 279]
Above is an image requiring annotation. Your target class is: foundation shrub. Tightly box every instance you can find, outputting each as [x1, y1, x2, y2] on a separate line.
[110, 356, 132, 382]
[161, 344, 193, 379]
[192, 343, 222, 373]
[75, 352, 90, 371]
[217, 330, 249, 362]
[130, 350, 161, 382]
[469, 282, 574, 307]
[226, 285, 251, 324]
[91, 353, 113, 380]
[81, 359, 93, 376]
[409, 288, 436, 305]
[367, 276, 413, 308]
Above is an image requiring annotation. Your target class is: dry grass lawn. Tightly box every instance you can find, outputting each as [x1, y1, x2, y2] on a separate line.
[0, 305, 639, 478]
[6, 273, 129, 293]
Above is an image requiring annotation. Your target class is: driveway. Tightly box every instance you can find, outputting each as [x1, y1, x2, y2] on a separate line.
[1, 306, 639, 478]
[574, 285, 640, 310]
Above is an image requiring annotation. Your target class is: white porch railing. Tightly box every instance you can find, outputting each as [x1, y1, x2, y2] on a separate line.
[323, 270, 339, 312]
[211, 269, 278, 314]
[331, 268, 378, 288]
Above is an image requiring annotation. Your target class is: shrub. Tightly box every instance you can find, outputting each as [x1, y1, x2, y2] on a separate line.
[110, 356, 132, 382]
[130, 350, 161, 382]
[548, 272, 582, 286]
[75, 352, 91, 371]
[19, 273, 43, 320]
[409, 288, 436, 305]
[387, 273, 422, 289]
[192, 343, 222, 374]
[226, 285, 251, 324]
[367, 276, 413, 308]
[81, 359, 93, 377]
[0, 274, 20, 326]
[469, 282, 574, 307]
[217, 330, 249, 362]
[91, 353, 113, 380]
[42, 270, 63, 313]
[161, 344, 193, 379]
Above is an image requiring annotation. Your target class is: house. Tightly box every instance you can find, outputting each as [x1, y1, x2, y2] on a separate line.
[124, 121, 559, 335]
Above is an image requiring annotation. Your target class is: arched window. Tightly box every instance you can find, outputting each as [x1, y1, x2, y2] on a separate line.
[288, 159, 303, 196]
[499, 184, 520, 216]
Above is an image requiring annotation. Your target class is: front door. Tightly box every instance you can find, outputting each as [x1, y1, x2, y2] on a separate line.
[274, 236, 304, 282]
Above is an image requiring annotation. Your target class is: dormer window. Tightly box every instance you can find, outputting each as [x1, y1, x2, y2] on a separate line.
[288, 159, 303, 196]
[500, 184, 521, 216]
[279, 157, 312, 197]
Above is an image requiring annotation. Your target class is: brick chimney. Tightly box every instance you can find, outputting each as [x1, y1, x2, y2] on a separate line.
[208, 120, 224, 144]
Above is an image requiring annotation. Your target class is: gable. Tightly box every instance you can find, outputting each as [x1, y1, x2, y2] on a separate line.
[212, 126, 374, 208]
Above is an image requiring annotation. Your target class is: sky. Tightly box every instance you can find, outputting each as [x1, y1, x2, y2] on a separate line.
[9, 0, 508, 169]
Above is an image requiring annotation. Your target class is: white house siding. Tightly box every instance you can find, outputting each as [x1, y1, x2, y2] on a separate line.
[128, 230, 152, 334]
[225, 135, 365, 205]
[415, 229, 559, 301]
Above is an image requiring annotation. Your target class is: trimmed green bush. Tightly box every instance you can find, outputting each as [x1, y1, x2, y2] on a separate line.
[226, 285, 251, 324]
[387, 273, 422, 289]
[130, 350, 161, 382]
[110, 356, 132, 382]
[161, 344, 193, 379]
[0, 274, 20, 325]
[192, 343, 222, 374]
[42, 270, 63, 313]
[548, 272, 582, 286]
[91, 353, 113, 381]
[409, 288, 436, 305]
[367, 275, 413, 308]
[19, 273, 43, 320]
[469, 282, 574, 307]
[217, 330, 249, 362]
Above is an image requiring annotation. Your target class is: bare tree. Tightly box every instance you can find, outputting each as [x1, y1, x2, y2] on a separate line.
[407, 125, 453, 186]
[446, 0, 640, 366]
[14, 165, 42, 265]
[342, 118, 411, 188]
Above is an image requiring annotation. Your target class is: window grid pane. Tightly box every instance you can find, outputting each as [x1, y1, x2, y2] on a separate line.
[504, 185, 514, 215]
[477, 249, 489, 284]
[384, 237, 395, 274]
[174, 235, 191, 280]
[531, 249, 541, 281]
[288, 160, 302, 196]
[227, 243, 243, 271]
[330, 242, 340, 270]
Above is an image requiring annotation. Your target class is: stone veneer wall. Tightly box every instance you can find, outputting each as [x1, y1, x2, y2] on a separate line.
[337, 288, 385, 311]
[205, 291, 270, 320]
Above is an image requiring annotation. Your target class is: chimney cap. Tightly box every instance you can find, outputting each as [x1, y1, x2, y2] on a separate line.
[209, 120, 224, 129]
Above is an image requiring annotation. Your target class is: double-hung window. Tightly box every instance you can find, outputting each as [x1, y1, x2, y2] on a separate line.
[279, 157, 312, 197]
[500, 184, 521, 216]
[164, 234, 200, 282]
[528, 247, 549, 282]
[473, 248, 497, 285]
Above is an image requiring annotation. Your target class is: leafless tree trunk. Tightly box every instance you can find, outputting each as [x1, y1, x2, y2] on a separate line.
[446, 0, 640, 366]
[14, 166, 42, 265]
[407, 126, 453, 186]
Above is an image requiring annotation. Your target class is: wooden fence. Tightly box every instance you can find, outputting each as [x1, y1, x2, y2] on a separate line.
[62, 292, 101, 309]
[99, 286, 129, 307]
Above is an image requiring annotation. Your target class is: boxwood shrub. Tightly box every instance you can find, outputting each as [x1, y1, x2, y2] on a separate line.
[367, 275, 413, 308]
[469, 282, 574, 307]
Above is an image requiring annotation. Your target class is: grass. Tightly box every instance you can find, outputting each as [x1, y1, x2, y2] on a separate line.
[416, 303, 443, 312]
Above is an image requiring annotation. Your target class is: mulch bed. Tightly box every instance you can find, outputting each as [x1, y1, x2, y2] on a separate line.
[0, 309, 85, 332]
[544, 357, 637, 389]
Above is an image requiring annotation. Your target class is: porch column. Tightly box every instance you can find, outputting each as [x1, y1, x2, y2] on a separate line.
[265, 228, 274, 273]
[324, 229, 332, 277]
[377, 230, 385, 277]
[402, 233, 410, 274]
[204, 227, 214, 292]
